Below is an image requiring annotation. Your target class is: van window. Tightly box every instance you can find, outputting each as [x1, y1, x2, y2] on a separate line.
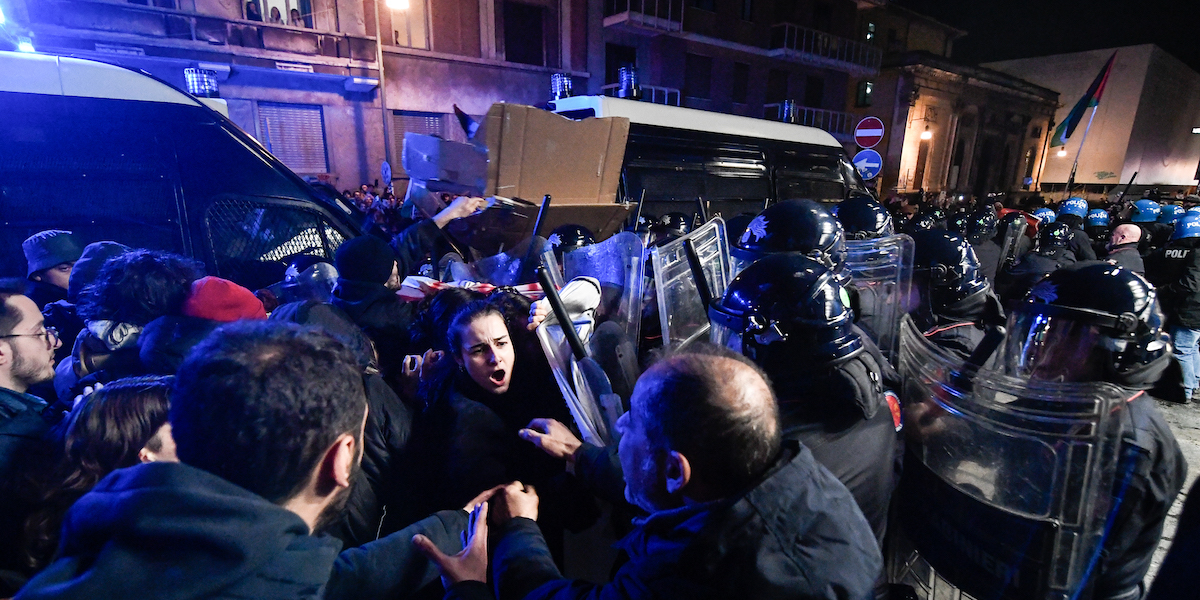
[773, 149, 857, 203]
[622, 131, 770, 219]
[0, 93, 187, 275]
[205, 196, 346, 290]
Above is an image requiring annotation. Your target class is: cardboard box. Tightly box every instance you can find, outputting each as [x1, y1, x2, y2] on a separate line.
[401, 132, 487, 195]
[446, 198, 632, 257]
[483, 103, 629, 206]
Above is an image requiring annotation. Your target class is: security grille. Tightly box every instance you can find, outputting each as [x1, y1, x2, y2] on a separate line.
[258, 102, 329, 174]
[205, 196, 345, 290]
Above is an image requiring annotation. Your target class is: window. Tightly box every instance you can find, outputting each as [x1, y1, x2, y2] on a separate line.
[812, 1, 831, 32]
[257, 102, 328, 174]
[766, 69, 789, 103]
[684, 54, 713, 100]
[1031, 125, 1042, 139]
[246, 0, 315, 28]
[740, 0, 753, 21]
[865, 22, 875, 41]
[732, 62, 750, 104]
[606, 43, 638, 85]
[692, 0, 715, 12]
[856, 80, 873, 107]
[804, 75, 824, 108]
[502, 1, 546, 66]
[390, 0, 430, 49]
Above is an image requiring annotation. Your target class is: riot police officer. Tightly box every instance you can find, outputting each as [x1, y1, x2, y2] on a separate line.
[709, 252, 899, 550]
[966, 207, 1002, 283]
[1055, 197, 1098, 261]
[1145, 211, 1200, 400]
[909, 230, 1004, 362]
[279, 255, 338, 304]
[547, 223, 595, 264]
[997, 221, 1076, 304]
[1087, 208, 1112, 257]
[1003, 263, 1185, 600]
[1130, 199, 1167, 257]
[1032, 207, 1056, 224]
[732, 199, 846, 278]
[837, 193, 893, 240]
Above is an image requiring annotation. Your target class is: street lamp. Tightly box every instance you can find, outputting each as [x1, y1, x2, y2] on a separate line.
[1057, 148, 1068, 157]
[386, 0, 409, 9]
[919, 126, 932, 140]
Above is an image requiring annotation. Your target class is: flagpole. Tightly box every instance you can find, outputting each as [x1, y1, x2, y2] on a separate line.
[1065, 104, 1099, 196]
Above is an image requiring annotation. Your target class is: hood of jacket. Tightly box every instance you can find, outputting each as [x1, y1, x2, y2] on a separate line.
[616, 441, 882, 600]
[16, 461, 341, 600]
[138, 315, 220, 375]
[331, 279, 406, 327]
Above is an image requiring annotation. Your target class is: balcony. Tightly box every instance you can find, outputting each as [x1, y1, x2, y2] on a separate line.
[603, 0, 684, 35]
[600, 83, 681, 106]
[27, 0, 376, 63]
[763, 101, 854, 139]
[768, 23, 881, 76]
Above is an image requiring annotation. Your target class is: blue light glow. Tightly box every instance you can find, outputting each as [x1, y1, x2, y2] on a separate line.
[18, 37, 35, 53]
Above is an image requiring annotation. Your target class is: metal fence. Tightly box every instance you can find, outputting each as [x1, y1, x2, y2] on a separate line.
[768, 22, 882, 73]
[762, 101, 853, 136]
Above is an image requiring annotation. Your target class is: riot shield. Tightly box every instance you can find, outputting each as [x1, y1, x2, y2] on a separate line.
[651, 218, 731, 349]
[451, 236, 550, 286]
[562, 232, 647, 349]
[892, 316, 1130, 600]
[997, 217, 1029, 274]
[844, 233, 914, 361]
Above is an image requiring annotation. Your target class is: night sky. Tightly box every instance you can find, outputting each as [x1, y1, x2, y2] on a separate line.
[899, 0, 1200, 73]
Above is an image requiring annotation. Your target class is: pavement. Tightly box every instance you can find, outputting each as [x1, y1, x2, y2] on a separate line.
[1145, 398, 1200, 588]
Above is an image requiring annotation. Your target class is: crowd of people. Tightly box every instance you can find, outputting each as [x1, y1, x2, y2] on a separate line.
[3, 184, 1200, 600]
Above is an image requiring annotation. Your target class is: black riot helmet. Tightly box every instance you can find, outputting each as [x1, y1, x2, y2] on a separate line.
[1005, 262, 1169, 386]
[837, 193, 894, 240]
[1038, 221, 1072, 251]
[910, 230, 990, 310]
[710, 252, 862, 370]
[948, 212, 971, 235]
[651, 212, 693, 246]
[548, 223, 595, 262]
[904, 209, 944, 234]
[732, 199, 846, 275]
[966, 206, 998, 244]
[281, 255, 338, 303]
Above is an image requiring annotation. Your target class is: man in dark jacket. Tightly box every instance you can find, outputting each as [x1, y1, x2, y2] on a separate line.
[997, 222, 1076, 304]
[0, 284, 63, 595]
[1105, 224, 1145, 275]
[21, 230, 83, 311]
[15, 321, 479, 600]
[910, 230, 1005, 363]
[1055, 197, 1098, 262]
[441, 348, 882, 600]
[1145, 212, 1200, 400]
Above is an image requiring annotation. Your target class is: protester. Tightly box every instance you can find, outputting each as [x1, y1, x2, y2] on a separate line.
[22, 230, 84, 311]
[450, 346, 882, 600]
[15, 321, 487, 600]
[21, 376, 176, 572]
[41, 242, 130, 365]
[0, 281, 63, 595]
[1106, 224, 1145, 274]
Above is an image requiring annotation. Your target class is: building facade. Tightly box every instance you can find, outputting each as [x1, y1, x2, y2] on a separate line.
[986, 44, 1200, 198]
[5, 0, 588, 190]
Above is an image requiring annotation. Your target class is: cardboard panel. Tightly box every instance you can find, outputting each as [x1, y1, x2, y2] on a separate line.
[444, 200, 633, 256]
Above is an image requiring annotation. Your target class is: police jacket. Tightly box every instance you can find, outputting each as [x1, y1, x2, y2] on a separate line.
[13, 461, 468, 600]
[1137, 223, 1173, 257]
[1105, 243, 1145, 275]
[915, 289, 1005, 365]
[1144, 237, 1200, 329]
[998, 249, 1076, 304]
[1093, 393, 1185, 600]
[489, 440, 883, 600]
[1069, 228, 1098, 262]
[971, 239, 1002, 283]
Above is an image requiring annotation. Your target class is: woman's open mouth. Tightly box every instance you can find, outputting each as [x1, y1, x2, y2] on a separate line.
[489, 369, 507, 385]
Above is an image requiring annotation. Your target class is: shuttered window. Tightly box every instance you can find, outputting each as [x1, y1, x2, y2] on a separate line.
[393, 110, 448, 178]
[257, 102, 328, 174]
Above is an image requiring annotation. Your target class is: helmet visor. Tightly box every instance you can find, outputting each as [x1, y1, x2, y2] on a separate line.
[730, 253, 754, 280]
[1003, 310, 1112, 382]
[709, 319, 742, 354]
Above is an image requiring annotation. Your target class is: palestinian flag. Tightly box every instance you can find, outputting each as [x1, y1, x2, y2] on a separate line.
[1050, 52, 1116, 148]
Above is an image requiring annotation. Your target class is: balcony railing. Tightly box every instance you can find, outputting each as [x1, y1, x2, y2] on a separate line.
[763, 101, 853, 137]
[603, 0, 684, 33]
[768, 23, 881, 75]
[600, 83, 681, 106]
[27, 0, 375, 63]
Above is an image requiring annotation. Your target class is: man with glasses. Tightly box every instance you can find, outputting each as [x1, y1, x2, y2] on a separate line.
[0, 280, 62, 594]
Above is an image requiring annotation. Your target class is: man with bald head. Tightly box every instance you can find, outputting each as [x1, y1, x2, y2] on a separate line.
[436, 346, 881, 600]
[1106, 224, 1145, 274]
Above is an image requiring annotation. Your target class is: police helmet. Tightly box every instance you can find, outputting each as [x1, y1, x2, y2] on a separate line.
[836, 193, 893, 240]
[1038, 222, 1072, 251]
[548, 224, 595, 261]
[948, 212, 971, 235]
[709, 252, 862, 367]
[910, 230, 990, 309]
[1158, 204, 1185, 224]
[966, 207, 998, 244]
[1130, 199, 1161, 223]
[1189, 205, 1200, 215]
[1032, 207, 1056, 223]
[1172, 212, 1200, 241]
[651, 212, 693, 245]
[1005, 262, 1168, 385]
[732, 200, 846, 274]
[1058, 197, 1089, 218]
[282, 255, 338, 303]
[1086, 209, 1110, 228]
[904, 209, 944, 234]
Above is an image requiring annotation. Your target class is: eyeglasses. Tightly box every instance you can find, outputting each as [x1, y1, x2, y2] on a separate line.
[0, 326, 59, 346]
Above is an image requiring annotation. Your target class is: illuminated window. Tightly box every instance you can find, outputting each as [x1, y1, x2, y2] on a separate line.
[856, 80, 873, 107]
[245, 0, 316, 28]
[866, 22, 875, 41]
[391, 0, 430, 49]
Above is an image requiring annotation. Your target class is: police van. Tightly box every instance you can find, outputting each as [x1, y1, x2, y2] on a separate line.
[550, 95, 867, 222]
[0, 50, 360, 290]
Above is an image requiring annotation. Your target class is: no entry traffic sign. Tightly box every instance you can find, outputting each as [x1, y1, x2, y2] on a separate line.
[853, 149, 882, 180]
[854, 116, 885, 149]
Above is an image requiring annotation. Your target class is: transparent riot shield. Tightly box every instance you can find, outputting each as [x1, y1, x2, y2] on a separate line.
[844, 233, 914, 361]
[892, 316, 1130, 600]
[451, 236, 550, 286]
[563, 232, 647, 351]
[651, 218, 731, 348]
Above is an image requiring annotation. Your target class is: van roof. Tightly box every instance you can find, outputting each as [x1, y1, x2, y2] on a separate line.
[550, 95, 843, 149]
[0, 50, 201, 107]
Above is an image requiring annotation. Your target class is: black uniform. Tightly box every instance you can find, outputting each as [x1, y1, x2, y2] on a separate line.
[1145, 237, 1200, 328]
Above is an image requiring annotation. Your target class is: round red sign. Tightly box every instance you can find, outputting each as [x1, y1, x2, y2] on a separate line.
[854, 117, 885, 149]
